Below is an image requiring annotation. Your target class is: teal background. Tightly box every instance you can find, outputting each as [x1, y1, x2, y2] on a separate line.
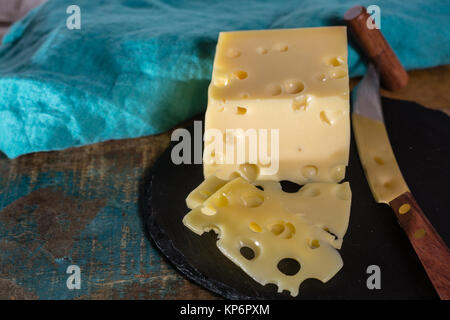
[0, 0, 449, 158]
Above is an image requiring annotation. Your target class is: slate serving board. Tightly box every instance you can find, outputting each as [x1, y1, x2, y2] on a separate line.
[140, 97, 450, 299]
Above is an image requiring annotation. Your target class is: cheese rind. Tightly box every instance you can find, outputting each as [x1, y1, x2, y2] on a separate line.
[203, 27, 350, 184]
[183, 177, 351, 296]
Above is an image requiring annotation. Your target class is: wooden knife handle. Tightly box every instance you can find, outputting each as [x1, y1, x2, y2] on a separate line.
[390, 192, 450, 299]
[344, 5, 409, 91]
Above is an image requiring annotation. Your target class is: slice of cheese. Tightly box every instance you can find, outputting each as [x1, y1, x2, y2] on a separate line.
[257, 181, 351, 249]
[203, 27, 350, 184]
[183, 177, 351, 296]
[186, 175, 228, 209]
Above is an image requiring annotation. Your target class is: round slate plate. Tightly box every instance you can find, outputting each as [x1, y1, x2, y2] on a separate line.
[140, 97, 449, 299]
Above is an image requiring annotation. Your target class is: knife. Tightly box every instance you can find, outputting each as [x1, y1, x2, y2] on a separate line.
[347, 6, 450, 299]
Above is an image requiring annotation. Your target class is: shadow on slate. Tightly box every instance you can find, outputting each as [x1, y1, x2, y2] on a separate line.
[139, 97, 449, 300]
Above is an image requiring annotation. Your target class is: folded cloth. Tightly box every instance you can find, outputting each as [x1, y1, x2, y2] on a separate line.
[0, 0, 449, 158]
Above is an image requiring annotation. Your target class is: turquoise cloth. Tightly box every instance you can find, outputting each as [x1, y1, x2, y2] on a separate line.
[0, 0, 449, 158]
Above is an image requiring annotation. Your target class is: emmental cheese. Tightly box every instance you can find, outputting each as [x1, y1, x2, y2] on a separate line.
[183, 177, 352, 296]
[203, 27, 350, 184]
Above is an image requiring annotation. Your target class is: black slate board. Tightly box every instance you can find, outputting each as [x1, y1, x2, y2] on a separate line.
[140, 97, 450, 299]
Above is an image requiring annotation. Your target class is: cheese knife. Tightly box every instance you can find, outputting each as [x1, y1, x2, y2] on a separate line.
[346, 6, 450, 300]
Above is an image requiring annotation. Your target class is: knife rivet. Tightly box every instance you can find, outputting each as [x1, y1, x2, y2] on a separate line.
[398, 203, 411, 215]
[414, 229, 426, 239]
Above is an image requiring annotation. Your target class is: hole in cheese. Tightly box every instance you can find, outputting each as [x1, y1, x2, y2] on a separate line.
[227, 48, 241, 58]
[266, 83, 282, 96]
[320, 111, 332, 126]
[301, 187, 320, 197]
[240, 246, 256, 260]
[274, 43, 288, 52]
[233, 70, 248, 80]
[309, 239, 320, 249]
[236, 106, 247, 115]
[268, 221, 296, 239]
[328, 56, 344, 67]
[330, 69, 347, 79]
[277, 258, 301, 276]
[301, 166, 318, 179]
[330, 165, 345, 181]
[322, 227, 338, 240]
[255, 185, 264, 191]
[280, 180, 301, 193]
[249, 222, 262, 233]
[240, 193, 264, 208]
[292, 95, 309, 111]
[317, 73, 327, 82]
[284, 80, 304, 94]
[256, 47, 268, 54]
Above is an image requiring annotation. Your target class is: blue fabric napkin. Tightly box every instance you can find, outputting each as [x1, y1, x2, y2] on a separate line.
[0, 0, 449, 158]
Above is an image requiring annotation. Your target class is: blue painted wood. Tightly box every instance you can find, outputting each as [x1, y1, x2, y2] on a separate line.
[0, 134, 215, 300]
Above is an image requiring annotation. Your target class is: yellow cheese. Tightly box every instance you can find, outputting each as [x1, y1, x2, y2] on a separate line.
[186, 175, 228, 209]
[203, 27, 350, 184]
[183, 177, 351, 296]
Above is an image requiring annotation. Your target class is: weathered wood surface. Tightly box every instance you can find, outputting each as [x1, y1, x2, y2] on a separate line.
[0, 66, 448, 300]
[0, 127, 216, 300]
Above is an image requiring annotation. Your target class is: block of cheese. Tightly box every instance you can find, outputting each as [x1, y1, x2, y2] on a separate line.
[203, 27, 350, 184]
[183, 177, 352, 296]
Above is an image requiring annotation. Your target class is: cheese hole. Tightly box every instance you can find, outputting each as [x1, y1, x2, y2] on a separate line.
[284, 80, 304, 94]
[240, 246, 256, 260]
[227, 48, 241, 58]
[275, 43, 288, 52]
[318, 73, 327, 82]
[320, 111, 332, 126]
[239, 163, 259, 181]
[277, 258, 300, 276]
[301, 187, 320, 197]
[266, 83, 282, 96]
[269, 221, 295, 239]
[292, 95, 308, 111]
[329, 56, 344, 67]
[214, 194, 228, 207]
[233, 70, 248, 80]
[330, 69, 347, 79]
[203, 225, 220, 234]
[201, 205, 217, 216]
[330, 165, 345, 181]
[309, 239, 320, 249]
[323, 227, 338, 240]
[236, 106, 247, 115]
[301, 165, 318, 179]
[280, 180, 301, 193]
[374, 156, 384, 165]
[240, 194, 264, 208]
[255, 185, 264, 191]
[269, 223, 285, 236]
[249, 222, 262, 233]
[257, 47, 268, 54]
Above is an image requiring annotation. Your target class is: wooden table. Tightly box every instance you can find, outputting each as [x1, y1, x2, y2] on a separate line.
[0, 66, 448, 300]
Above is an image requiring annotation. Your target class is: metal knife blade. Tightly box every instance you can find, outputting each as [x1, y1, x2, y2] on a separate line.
[352, 63, 409, 204]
